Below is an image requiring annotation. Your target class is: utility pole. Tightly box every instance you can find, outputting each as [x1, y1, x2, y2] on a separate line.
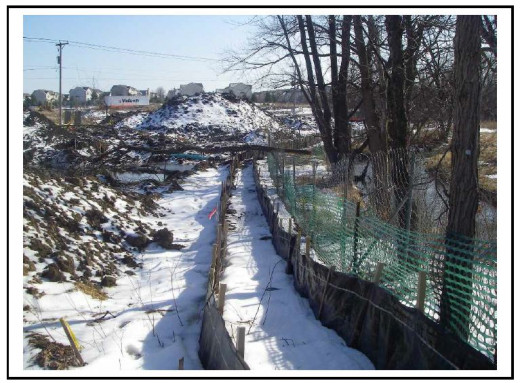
[56, 41, 68, 126]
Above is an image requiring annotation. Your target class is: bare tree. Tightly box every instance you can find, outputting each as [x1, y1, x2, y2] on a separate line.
[156, 87, 165, 102]
[385, 15, 409, 228]
[440, 15, 482, 339]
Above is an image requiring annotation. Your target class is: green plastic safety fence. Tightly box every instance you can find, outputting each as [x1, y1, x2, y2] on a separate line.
[265, 153, 497, 361]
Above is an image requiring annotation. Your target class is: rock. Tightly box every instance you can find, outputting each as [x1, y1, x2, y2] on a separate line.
[152, 228, 174, 249]
[124, 270, 136, 276]
[101, 276, 117, 287]
[125, 234, 150, 251]
[41, 264, 66, 282]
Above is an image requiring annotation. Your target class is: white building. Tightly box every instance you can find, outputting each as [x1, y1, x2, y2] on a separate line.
[217, 83, 253, 100]
[110, 84, 139, 96]
[179, 83, 204, 96]
[31, 89, 59, 106]
[69, 86, 93, 104]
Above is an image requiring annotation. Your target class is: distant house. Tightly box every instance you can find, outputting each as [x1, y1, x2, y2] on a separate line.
[217, 83, 253, 100]
[69, 86, 93, 104]
[110, 84, 139, 96]
[139, 89, 150, 97]
[179, 83, 204, 96]
[31, 89, 59, 106]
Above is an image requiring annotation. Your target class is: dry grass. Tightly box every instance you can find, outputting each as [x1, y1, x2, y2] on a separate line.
[75, 281, 108, 301]
[424, 122, 497, 193]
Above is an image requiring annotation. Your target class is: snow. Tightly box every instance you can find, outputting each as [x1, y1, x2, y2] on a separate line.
[220, 164, 374, 370]
[24, 166, 227, 371]
[114, 93, 282, 146]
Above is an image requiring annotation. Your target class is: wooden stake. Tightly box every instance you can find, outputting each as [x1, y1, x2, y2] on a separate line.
[217, 224, 222, 246]
[59, 318, 85, 366]
[211, 244, 218, 269]
[236, 326, 246, 359]
[305, 236, 311, 258]
[178, 357, 184, 370]
[373, 262, 385, 284]
[318, 266, 335, 319]
[416, 271, 426, 313]
[218, 283, 227, 315]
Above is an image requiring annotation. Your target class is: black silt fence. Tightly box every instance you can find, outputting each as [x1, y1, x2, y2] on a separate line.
[252, 159, 495, 370]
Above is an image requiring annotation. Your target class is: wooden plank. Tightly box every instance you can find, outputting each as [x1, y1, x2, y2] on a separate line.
[373, 262, 385, 284]
[236, 326, 246, 359]
[218, 283, 227, 315]
[416, 271, 427, 313]
[59, 318, 85, 366]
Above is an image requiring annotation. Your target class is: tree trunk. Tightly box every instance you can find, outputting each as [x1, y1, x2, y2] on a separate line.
[439, 15, 481, 340]
[297, 15, 337, 165]
[330, 16, 352, 160]
[385, 15, 409, 228]
[353, 15, 389, 218]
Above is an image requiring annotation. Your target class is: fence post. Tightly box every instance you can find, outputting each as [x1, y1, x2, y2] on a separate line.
[236, 326, 246, 359]
[405, 152, 416, 233]
[312, 161, 317, 234]
[318, 265, 335, 319]
[352, 202, 361, 274]
[292, 156, 296, 187]
[218, 283, 227, 315]
[340, 196, 347, 270]
[373, 262, 385, 284]
[281, 153, 286, 200]
[416, 271, 426, 313]
[305, 236, 311, 259]
[275, 153, 280, 196]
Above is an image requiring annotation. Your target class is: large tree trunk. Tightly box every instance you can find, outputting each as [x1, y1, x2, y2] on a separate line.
[403, 16, 425, 118]
[330, 15, 352, 161]
[385, 15, 409, 228]
[439, 15, 481, 340]
[353, 15, 389, 218]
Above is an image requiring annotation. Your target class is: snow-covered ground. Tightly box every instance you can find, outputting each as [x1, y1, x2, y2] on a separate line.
[24, 166, 227, 371]
[220, 164, 374, 370]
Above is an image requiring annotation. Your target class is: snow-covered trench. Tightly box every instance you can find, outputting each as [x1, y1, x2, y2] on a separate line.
[24, 167, 226, 371]
[220, 164, 375, 370]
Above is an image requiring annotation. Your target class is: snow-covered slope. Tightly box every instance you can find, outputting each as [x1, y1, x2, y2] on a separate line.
[23, 166, 226, 371]
[117, 93, 282, 145]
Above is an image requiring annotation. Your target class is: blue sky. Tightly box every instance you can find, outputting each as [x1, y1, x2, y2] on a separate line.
[23, 15, 255, 94]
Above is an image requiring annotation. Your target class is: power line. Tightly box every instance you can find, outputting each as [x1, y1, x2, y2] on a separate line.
[23, 36, 220, 62]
